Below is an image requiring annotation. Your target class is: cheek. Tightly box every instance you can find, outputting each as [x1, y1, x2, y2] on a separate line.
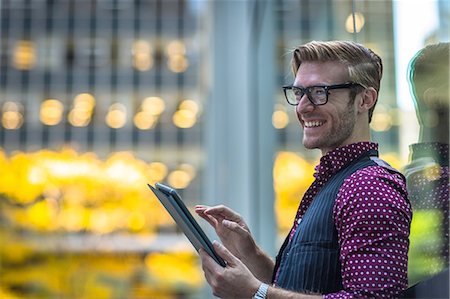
[295, 103, 304, 121]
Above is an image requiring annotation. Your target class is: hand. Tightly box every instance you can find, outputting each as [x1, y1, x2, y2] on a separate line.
[200, 241, 261, 298]
[195, 205, 256, 260]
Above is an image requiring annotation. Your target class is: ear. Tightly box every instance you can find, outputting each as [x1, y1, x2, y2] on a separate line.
[357, 87, 377, 114]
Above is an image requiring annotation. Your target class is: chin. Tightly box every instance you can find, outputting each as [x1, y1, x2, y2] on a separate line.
[302, 140, 319, 150]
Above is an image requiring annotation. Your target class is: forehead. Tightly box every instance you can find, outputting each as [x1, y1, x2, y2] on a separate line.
[294, 61, 349, 85]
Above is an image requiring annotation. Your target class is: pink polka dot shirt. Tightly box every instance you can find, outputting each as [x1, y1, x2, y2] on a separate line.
[290, 142, 412, 298]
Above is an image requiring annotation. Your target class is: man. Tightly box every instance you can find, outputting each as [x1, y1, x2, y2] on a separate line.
[195, 40, 412, 298]
[402, 42, 449, 298]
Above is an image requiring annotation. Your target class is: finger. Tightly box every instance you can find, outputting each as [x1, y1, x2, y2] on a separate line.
[199, 248, 222, 273]
[197, 212, 219, 228]
[213, 241, 239, 266]
[195, 206, 219, 225]
[194, 205, 209, 216]
[199, 249, 215, 284]
[205, 205, 242, 223]
[194, 205, 210, 211]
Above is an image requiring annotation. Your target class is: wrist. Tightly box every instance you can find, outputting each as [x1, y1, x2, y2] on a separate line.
[252, 282, 269, 299]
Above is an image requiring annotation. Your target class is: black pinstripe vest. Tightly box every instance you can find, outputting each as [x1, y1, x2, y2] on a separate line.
[273, 150, 388, 294]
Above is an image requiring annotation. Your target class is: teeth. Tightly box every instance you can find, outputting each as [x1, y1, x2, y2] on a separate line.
[304, 121, 323, 128]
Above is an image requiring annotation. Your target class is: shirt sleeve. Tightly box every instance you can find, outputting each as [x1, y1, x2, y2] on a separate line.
[324, 166, 412, 299]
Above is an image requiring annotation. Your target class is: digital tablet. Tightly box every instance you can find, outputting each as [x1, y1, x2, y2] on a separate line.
[148, 182, 226, 267]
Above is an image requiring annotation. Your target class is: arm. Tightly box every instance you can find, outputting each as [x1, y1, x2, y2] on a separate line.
[195, 204, 275, 282]
[200, 241, 323, 299]
[325, 167, 412, 298]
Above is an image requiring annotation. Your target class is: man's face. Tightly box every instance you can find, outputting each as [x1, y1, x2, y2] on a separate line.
[294, 61, 361, 154]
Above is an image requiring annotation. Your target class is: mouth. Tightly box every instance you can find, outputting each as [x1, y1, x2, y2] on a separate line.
[303, 120, 324, 128]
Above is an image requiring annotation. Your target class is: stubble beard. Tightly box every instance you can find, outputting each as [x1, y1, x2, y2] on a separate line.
[302, 100, 356, 152]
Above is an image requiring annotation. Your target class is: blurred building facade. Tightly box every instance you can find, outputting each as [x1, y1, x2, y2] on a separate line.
[0, 0, 448, 298]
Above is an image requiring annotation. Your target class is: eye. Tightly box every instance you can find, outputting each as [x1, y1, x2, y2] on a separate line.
[293, 88, 303, 97]
[310, 87, 326, 96]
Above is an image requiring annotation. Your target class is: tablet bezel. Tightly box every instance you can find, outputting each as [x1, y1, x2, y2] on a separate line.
[148, 183, 226, 267]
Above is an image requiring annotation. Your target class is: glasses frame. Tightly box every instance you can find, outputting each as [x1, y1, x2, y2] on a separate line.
[282, 82, 364, 106]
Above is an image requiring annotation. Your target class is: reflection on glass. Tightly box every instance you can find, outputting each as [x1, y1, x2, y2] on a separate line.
[403, 42, 449, 284]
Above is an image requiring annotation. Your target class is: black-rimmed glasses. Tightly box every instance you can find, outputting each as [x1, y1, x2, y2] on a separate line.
[282, 82, 364, 106]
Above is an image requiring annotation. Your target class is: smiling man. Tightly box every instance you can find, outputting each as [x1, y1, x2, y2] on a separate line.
[196, 41, 412, 298]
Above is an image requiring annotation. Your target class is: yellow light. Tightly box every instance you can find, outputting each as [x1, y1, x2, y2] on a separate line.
[380, 153, 404, 170]
[134, 55, 153, 71]
[40, 99, 64, 126]
[168, 54, 189, 73]
[68, 109, 91, 127]
[272, 110, 289, 129]
[89, 209, 114, 234]
[69, 93, 95, 127]
[179, 99, 200, 115]
[13, 40, 36, 70]
[2, 101, 24, 129]
[173, 109, 196, 128]
[105, 103, 127, 129]
[3, 101, 22, 112]
[58, 206, 87, 232]
[74, 93, 96, 111]
[26, 200, 56, 231]
[144, 252, 204, 288]
[168, 169, 191, 189]
[179, 163, 196, 180]
[273, 151, 316, 232]
[134, 111, 157, 130]
[345, 12, 365, 33]
[166, 40, 186, 57]
[132, 40, 153, 71]
[1, 148, 181, 234]
[134, 40, 151, 53]
[128, 211, 146, 231]
[2, 111, 23, 129]
[141, 96, 165, 116]
[370, 112, 392, 132]
[424, 164, 442, 181]
[148, 162, 168, 182]
[390, 108, 401, 126]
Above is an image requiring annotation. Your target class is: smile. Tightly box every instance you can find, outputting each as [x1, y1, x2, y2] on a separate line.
[304, 121, 324, 128]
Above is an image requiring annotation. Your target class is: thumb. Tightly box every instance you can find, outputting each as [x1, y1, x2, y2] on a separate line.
[213, 241, 239, 266]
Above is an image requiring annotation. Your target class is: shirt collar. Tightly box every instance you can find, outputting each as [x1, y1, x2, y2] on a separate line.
[314, 142, 379, 180]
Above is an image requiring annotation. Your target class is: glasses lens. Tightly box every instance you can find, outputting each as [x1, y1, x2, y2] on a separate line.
[285, 87, 302, 105]
[309, 87, 327, 105]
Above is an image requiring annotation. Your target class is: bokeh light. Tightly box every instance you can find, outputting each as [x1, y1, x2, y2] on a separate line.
[345, 12, 365, 33]
[173, 99, 200, 129]
[13, 40, 36, 70]
[40, 99, 64, 126]
[2, 101, 24, 129]
[272, 104, 289, 129]
[105, 103, 127, 129]
[132, 40, 153, 71]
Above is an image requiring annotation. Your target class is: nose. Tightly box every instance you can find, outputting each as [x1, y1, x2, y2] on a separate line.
[296, 93, 315, 115]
